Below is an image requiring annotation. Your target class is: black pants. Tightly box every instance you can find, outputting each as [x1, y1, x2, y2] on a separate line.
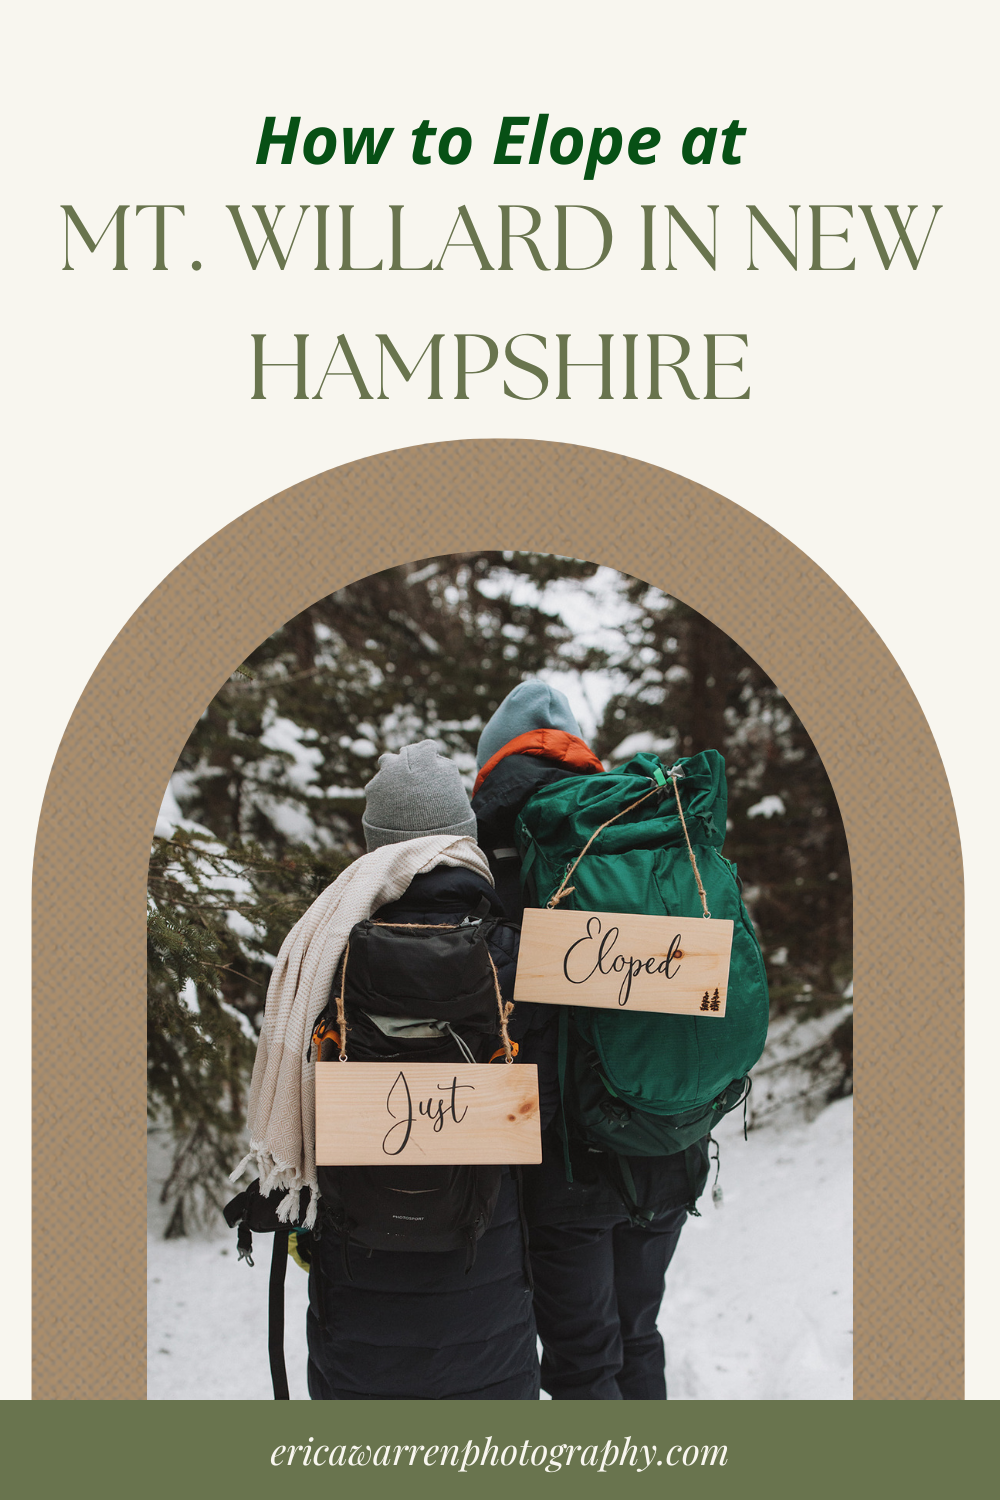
[529, 1205, 688, 1400]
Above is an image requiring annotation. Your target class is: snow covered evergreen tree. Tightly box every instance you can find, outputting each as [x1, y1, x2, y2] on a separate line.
[149, 555, 851, 1229]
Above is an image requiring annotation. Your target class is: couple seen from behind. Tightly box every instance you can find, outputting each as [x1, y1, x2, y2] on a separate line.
[236, 679, 754, 1401]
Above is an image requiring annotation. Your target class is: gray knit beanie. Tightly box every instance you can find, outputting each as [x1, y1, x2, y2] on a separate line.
[362, 740, 477, 851]
[476, 679, 582, 768]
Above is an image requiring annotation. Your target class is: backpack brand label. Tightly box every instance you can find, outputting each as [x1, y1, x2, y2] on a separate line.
[315, 1062, 542, 1165]
[514, 909, 734, 1016]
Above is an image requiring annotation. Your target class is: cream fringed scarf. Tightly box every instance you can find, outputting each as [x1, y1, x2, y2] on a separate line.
[231, 834, 494, 1226]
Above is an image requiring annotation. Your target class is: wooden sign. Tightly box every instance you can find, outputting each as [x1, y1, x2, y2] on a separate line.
[315, 1062, 541, 1165]
[513, 908, 734, 1017]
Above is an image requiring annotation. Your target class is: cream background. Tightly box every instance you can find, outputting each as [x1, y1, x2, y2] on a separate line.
[4, 1, 996, 1397]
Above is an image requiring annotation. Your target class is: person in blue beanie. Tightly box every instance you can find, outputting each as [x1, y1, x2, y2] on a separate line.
[476, 679, 585, 771]
[472, 682, 709, 1401]
[472, 681, 605, 922]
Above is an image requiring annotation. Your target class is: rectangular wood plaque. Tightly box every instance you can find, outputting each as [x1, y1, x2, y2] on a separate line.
[513, 908, 734, 1016]
[315, 1062, 542, 1165]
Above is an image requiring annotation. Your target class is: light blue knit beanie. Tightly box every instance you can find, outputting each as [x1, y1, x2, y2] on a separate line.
[476, 680, 582, 769]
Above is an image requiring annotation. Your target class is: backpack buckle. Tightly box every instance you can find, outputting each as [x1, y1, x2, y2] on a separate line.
[599, 1095, 631, 1128]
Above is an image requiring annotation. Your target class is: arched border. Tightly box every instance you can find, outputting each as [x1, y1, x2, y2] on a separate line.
[32, 439, 962, 1399]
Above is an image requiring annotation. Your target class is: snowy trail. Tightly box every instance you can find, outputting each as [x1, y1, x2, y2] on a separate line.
[147, 1131, 312, 1401]
[659, 1097, 852, 1400]
[148, 1099, 851, 1401]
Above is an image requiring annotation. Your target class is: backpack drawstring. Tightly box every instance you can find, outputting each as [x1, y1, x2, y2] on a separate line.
[743, 1074, 753, 1139]
[709, 1134, 724, 1209]
[615, 1155, 655, 1227]
[443, 1023, 477, 1065]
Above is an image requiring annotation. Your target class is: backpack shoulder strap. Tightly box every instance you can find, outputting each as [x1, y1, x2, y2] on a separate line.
[268, 1230, 290, 1400]
[557, 1008, 574, 1184]
[518, 833, 540, 892]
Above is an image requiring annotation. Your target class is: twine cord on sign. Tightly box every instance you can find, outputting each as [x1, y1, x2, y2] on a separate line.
[487, 952, 515, 1062]
[667, 766, 711, 919]
[546, 785, 662, 908]
[546, 768, 712, 919]
[335, 940, 350, 1060]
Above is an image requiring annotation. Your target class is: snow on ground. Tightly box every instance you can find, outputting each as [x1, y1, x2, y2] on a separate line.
[147, 1132, 312, 1400]
[148, 1100, 851, 1401]
[659, 1097, 852, 1400]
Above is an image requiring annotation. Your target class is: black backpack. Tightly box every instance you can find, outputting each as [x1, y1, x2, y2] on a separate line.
[312, 915, 516, 1264]
[224, 911, 524, 1398]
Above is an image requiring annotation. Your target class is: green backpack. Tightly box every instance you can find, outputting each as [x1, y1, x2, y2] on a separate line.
[515, 749, 769, 1161]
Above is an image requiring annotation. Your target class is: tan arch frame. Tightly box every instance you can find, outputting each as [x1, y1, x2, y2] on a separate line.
[32, 439, 962, 1400]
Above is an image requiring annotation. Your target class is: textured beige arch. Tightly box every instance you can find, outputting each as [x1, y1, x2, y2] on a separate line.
[32, 439, 962, 1400]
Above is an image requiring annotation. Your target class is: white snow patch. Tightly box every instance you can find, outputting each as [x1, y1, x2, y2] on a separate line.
[259, 715, 323, 791]
[608, 730, 675, 762]
[155, 782, 219, 844]
[147, 1129, 311, 1400]
[660, 1097, 852, 1399]
[537, 668, 628, 745]
[747, 795, 786, 820]
[252, 793, 321, 846]
[405, 562, 441, 587]
[155, 781, 186, 838]
[225, 909, 259, 941]
[476, 564, 636, 743]
[220, 1001, 258, 1043]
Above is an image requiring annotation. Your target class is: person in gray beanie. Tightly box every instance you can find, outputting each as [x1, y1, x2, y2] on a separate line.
[362, 739, 477, 850]
[306, 740, 540, 1402]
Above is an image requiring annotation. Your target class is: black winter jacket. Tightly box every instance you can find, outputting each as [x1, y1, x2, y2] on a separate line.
[306, 863, 539, 1401]
[473, 753, 582, 923]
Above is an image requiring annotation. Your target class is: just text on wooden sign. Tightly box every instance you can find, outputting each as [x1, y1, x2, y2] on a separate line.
[315, 1062, 542, 1165]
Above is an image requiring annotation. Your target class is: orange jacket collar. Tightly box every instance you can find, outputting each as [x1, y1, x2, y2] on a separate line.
[473, 728, 604, 796]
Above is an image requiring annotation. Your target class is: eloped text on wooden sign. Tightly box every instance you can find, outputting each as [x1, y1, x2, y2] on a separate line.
[315, 1062, 541, 1165]
[513, 908, 734, 1016]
